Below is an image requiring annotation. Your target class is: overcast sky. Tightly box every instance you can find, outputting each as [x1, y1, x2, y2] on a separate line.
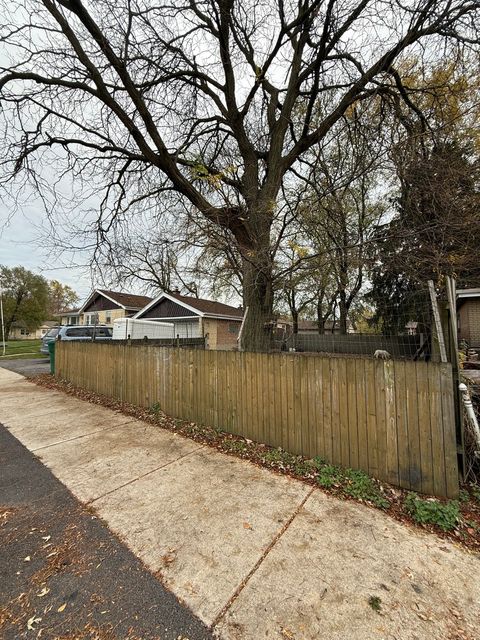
[0, 199, 93, 301]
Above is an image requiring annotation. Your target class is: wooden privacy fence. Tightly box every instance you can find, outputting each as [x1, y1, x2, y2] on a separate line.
[56, 342, 459, 497]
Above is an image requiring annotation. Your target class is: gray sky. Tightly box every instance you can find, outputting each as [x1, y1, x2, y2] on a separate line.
[0, 200, 92, 301]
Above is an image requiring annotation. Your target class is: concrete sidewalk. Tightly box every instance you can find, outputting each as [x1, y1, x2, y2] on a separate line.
[0, 425, 212, 640]
[1, 367, 479, 639]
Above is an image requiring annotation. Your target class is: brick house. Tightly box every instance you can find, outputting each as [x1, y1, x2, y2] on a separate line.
[457, 288, 480, 348]
[134, 291, 244, 350]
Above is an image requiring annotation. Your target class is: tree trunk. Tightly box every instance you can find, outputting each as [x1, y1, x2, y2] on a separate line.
[317, 298, 326, 334]
[292, 309, 299, 334]
[339, 289, 348, 335]
[240, 252, 274, 352]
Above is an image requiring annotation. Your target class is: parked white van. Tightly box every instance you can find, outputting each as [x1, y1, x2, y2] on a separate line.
[112, 318, 176, 340]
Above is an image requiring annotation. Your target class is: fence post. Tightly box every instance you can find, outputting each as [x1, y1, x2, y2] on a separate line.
[428, 280, 447, 363]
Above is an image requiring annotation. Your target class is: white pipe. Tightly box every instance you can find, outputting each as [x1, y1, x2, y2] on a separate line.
[237, 306, 249, 351]
[459, 382, 480, 457]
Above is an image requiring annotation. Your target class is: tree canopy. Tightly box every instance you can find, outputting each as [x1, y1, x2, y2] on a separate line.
[0, 266, 50, 337]
[1, 0, 479, 347]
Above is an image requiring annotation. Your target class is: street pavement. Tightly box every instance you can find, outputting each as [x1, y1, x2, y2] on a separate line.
[0, 365, 479, 639]
[0, 357, 50, 376]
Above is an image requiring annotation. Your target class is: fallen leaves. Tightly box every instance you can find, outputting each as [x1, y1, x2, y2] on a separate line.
[57, 603, 67, 613]
[36, 588, 50, 598]
[27, 615, 42, 630]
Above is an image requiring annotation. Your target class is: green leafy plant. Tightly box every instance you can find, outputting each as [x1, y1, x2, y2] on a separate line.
[343, 469, 390, 509]
[150, 402, 162, 416]
[262, 448, 297, 468]
[222, 439, 247, 453]
[470, 484, 480, 503]
[368, 595, 382, 612]
[316, 465, 342, 488]
[404, 493, 460, 531]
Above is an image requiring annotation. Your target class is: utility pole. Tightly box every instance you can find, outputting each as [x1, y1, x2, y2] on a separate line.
[0, 280, 6, 356]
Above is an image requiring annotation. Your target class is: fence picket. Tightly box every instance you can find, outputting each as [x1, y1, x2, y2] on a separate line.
[55, 342, 459, 497]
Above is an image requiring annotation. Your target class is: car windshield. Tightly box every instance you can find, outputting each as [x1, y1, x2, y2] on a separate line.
[45, 327, 60, 338]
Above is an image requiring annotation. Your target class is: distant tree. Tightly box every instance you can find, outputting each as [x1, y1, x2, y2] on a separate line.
[0, 266, 50, 337]
[48, 280, 79, 316]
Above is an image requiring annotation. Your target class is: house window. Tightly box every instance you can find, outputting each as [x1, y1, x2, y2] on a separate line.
[105, 313, 112, 324]
[20, 329, 27, 335]
[228, 323, 239, 334]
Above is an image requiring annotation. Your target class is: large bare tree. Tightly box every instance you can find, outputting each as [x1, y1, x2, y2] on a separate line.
[1, 0, 478, 348]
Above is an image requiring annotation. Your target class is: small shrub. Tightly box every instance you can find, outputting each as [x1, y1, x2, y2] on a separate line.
[343, 469, 390, 509]
[404, 493, 460, 531]
[458, 489, 470, 503]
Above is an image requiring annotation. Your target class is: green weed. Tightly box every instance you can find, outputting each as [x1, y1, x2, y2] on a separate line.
[150, 402, 162, 416]
[316, 465, 342, 488]
[262, 448, 297, 467]
[471, 484, 480, 503]
[222, 439, 247, 453]
[368, 596, 382, 612]
[404, 493, 460, 531]
[343, 469, 390, 509]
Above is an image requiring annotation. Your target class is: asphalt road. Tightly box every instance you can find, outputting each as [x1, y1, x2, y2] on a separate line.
[0, 358, 50, 376]
[0, 424, 213, 640]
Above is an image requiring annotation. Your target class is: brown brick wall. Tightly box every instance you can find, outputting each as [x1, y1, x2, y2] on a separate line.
[214, 319, 241, 350]
[467, 301, 480, 346]
[458, 300, 480, 347]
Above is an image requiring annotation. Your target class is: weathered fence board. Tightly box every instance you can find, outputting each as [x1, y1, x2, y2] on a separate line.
[56, 342, 459, 497]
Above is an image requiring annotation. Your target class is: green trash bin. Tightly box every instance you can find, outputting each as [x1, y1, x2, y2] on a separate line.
[48, 340, 56, 375]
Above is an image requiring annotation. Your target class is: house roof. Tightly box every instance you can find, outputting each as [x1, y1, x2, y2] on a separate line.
[42, 320, 58, 328]
[79, 289, 153, 313]
[57, 307, 81, 316]
[10, 320, 57, 329]
[135, 291, 244, 320]
[171, 292, 244, 318]
[457, 288, 480, 299]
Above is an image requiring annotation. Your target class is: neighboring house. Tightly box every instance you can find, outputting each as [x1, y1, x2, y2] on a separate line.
[457, 288, 480, 348]
[9, 320, 57, 340]
[134, 291, 244, 350]
[70, 289, 153, 326]
[57, 307, 82, 326]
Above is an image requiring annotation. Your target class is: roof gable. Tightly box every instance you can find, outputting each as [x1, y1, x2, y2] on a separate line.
[140, 297, 201, 319]
[135, 292, 243, 320]
[80, 289, 152, 313]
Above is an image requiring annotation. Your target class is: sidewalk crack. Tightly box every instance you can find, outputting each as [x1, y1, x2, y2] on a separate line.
[87, 445, 205, 505]
[32, 419, 138, 452]
[211, 486, 315, 629]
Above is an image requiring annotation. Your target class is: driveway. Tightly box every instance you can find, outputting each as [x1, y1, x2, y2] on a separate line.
[0, 357, 50, 376]
[0, 366, 479, 639]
